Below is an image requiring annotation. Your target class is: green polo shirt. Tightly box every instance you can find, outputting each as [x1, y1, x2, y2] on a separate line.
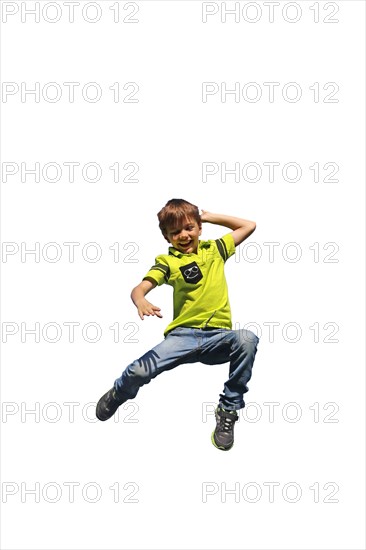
[143, 233, 236, 336]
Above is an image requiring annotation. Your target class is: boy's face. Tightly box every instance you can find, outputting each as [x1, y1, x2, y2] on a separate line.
[164, 217, 202, 254]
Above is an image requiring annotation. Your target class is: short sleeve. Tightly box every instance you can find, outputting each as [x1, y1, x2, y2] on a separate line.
[215, 233, 236, 262]
[142, 255, 171, 286]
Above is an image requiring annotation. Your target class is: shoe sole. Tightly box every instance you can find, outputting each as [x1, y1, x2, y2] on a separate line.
[211, 431, 234, 451]
[96, 408, 108, 421]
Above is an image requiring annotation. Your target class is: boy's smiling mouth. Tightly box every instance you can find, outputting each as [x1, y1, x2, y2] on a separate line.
[179, 240, 193, 249]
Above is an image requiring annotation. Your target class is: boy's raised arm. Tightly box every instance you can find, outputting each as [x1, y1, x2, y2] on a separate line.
[200, 210, 256, 246]
[131, 279, 163, 321]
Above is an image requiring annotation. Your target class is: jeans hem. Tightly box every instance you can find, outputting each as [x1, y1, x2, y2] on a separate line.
[218, 401, 245, 411]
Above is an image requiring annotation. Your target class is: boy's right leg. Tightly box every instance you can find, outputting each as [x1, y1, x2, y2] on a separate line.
[96, 327, 199, 421]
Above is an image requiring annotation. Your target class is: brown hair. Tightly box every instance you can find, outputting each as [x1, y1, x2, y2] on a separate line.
[157, 199, 201, 237]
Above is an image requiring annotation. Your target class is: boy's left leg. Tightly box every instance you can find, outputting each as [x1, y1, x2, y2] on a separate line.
[218, 328, 259, 411]
[199, 328, 259, 450]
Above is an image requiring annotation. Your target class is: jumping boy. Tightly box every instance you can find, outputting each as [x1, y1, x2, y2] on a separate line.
[96, 198, 259, 450]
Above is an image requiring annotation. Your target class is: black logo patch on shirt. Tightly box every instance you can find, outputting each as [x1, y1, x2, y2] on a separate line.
[180, 261, 203, 284]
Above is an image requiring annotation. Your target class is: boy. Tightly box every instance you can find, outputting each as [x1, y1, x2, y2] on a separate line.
[96, 199, 259, 451]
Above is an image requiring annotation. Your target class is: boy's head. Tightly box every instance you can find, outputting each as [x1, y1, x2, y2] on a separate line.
[157, 199, 202, 254]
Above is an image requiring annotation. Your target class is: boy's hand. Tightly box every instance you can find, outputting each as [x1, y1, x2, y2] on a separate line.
[200, 209, 210, 223]
[135, 298, 163, 321]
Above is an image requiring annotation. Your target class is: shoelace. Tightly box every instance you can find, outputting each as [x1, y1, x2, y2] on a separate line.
[218, 411, 237, 432]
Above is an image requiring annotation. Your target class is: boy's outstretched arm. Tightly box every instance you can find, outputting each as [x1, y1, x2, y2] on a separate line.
[131, 279, 163, 320]
[200, 210, 256, 246]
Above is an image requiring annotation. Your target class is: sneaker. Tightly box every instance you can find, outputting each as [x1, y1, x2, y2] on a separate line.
[96, 387, 127, 421]
[211, 406, 238, 451]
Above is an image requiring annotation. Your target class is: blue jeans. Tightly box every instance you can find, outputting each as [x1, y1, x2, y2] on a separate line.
[114, 327, 259, 411]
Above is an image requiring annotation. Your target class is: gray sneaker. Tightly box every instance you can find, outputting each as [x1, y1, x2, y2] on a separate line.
[96, 387, 127, 421]
[211, 406, 238, 450]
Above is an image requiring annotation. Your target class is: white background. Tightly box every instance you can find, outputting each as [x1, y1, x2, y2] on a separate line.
[1, 1, 365, 549]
